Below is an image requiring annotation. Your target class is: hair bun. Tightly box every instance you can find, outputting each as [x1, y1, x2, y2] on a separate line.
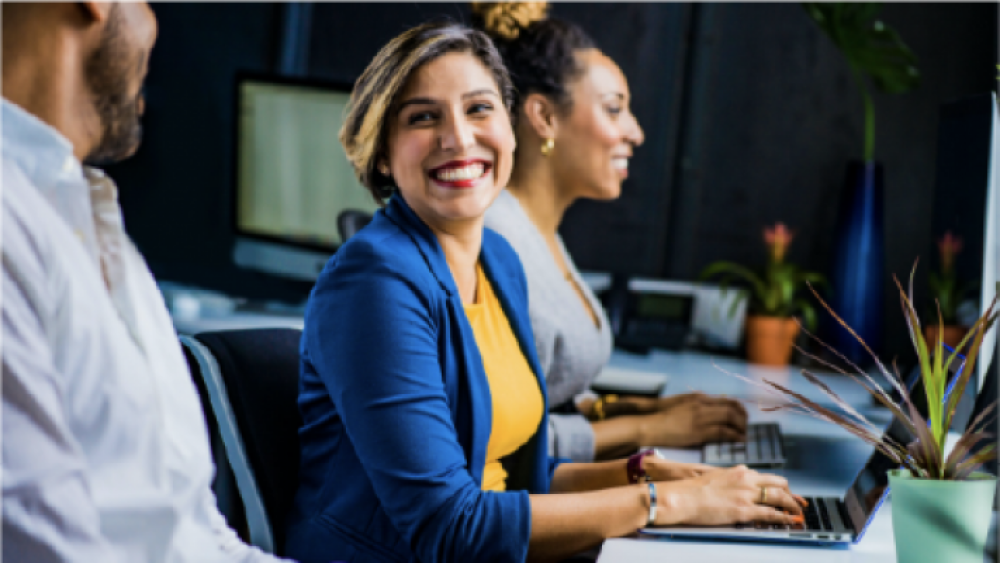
[472, 2, 549, 40]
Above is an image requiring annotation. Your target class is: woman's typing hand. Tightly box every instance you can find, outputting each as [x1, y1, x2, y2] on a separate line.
[635, 394, 748, 448]
[652, 465, 807, 527]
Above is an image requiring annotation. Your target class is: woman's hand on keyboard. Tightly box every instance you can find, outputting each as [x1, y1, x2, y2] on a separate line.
[652, 465, 807, 527]
[636, 396, 748, 448]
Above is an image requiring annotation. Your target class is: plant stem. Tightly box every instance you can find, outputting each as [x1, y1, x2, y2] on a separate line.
[851, 65, 876, 162]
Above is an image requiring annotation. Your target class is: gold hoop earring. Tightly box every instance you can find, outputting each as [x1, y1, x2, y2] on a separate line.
[541, 138, 555, 157]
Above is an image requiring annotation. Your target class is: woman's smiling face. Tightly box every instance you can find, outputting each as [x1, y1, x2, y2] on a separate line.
[551, 50, 644, 201]
[385, 51, 516, 231]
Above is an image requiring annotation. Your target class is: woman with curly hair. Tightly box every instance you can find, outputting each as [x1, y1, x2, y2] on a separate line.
[285, 19, 804, 563]
[476, 2, 749, 463]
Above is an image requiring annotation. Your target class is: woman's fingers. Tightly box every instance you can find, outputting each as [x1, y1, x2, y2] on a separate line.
[756, 486, 804, 516]
[698, 404, 748, 432]
[750, 471, 790, 489]
[741, 505, 805, 526]
[702, 395, 749, 417]
[701, 424, 744, 443]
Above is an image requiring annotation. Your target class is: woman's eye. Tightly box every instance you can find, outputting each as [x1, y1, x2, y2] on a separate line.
[407, 111, 436, 125]
[468, 103, 493, 115]
[607, 106, 623, 116]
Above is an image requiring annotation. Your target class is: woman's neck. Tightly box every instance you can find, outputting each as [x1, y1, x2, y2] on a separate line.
[506, 160, 576, 238]
[427, 217, 484, 305]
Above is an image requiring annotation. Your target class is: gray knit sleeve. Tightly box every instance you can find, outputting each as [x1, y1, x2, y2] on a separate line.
[547, 413, 596, 462]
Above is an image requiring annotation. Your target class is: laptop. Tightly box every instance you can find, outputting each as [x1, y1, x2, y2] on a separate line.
[643, 357, 968, 546]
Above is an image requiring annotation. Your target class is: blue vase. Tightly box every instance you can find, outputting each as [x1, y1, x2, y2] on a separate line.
[828, 160, 884, 366]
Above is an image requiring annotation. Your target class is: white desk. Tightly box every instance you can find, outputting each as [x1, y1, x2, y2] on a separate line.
[599, 349, 995, 563]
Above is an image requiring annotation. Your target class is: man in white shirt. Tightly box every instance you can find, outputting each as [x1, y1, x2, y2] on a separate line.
[2, 4, 289, 561]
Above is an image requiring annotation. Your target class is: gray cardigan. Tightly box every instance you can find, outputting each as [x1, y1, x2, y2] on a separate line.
[484, 190, 613, 462]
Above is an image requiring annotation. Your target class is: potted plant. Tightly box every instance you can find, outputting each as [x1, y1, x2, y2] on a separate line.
[739, 264, 997, 563]
[926, 231, 971, 349]
[700, 223, 826, 367]
[802, 3, 920, 366]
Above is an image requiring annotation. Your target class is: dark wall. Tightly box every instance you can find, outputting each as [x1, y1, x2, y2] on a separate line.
[660, 3, 996, 361]
[107, 3, 997, 362]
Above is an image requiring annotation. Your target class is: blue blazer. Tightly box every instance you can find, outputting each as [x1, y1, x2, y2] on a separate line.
[285, 195, 563, 563]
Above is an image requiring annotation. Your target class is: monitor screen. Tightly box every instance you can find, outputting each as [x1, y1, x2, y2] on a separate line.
[233, 75, 381, 281]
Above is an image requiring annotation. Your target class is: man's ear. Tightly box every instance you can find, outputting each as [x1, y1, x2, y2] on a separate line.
[521, 93, 560, 141]
[79, 2, 112, 24]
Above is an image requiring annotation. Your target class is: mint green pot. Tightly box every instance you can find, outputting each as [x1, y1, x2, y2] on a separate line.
[888, 469, 996, 563]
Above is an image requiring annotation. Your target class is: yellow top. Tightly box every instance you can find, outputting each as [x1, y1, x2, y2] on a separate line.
[464, 263, 544, 491]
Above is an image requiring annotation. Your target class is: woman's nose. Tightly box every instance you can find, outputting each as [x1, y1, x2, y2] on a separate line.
[628, 112, 645, 147]
[439, 114, 476, 152]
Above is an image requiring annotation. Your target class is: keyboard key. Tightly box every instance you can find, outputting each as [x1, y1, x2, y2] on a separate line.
[748, 434, 760, 460]
[818, 499, 834, 531]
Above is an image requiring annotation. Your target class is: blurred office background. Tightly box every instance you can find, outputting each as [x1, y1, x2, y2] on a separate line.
[105, 2, 998, 364]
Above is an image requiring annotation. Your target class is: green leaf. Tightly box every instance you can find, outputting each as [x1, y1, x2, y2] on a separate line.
[700, 261, 767, 307]
[794, 299, 819, 332]
[802, 2, 920, 158]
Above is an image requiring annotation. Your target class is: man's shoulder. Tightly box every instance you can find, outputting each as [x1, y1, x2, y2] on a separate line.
[3, 157, 59, 263]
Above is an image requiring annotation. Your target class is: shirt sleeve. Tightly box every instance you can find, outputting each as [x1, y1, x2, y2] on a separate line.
[1, 232, 123, 563]
[547, 414, 597, 463]
[305, 241, 530, 563]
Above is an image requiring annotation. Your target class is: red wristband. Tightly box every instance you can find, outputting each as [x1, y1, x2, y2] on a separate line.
[627, 449, 656, 484]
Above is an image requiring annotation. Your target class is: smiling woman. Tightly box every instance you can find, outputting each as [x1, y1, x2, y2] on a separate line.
[286, 20, 806, 563]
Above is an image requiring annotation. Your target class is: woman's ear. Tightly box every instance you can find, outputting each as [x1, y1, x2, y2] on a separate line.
[521, 93, 560, 141]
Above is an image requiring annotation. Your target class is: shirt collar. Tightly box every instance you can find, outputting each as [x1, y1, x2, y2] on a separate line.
[2, 98, 83, 190]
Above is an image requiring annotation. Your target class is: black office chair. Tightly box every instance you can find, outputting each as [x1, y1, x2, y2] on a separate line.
[337, 209, 373, 242]
[180, 328, 303, 555]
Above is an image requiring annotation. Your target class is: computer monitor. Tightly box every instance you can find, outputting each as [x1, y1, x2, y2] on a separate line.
[930, 92, 999, 391]
[232, 73, 381, 282]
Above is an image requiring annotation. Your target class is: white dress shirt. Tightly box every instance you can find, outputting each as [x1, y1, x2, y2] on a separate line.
[1, 99, 287, 563]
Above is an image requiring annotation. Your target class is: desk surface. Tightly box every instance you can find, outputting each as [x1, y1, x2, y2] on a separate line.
[600, 349, 995, 563]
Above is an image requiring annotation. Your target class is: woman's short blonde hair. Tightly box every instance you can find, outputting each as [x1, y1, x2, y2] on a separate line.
[340, 21, 515, 204]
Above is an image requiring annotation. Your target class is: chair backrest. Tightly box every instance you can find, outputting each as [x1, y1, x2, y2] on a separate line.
[337, 209, 373, 242]
[181, 328, 302, 555]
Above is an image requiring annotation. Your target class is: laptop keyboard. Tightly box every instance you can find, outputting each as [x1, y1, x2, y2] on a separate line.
[732, 497, 848, 534]
[702, 423, 786, 468]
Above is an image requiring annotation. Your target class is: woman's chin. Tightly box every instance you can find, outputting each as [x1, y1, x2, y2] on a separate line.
[584, 183, 623, 202]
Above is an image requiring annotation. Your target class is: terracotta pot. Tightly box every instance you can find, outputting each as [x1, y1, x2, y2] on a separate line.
[745, 315, 801, 367]
[923, 324, 966, 351]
